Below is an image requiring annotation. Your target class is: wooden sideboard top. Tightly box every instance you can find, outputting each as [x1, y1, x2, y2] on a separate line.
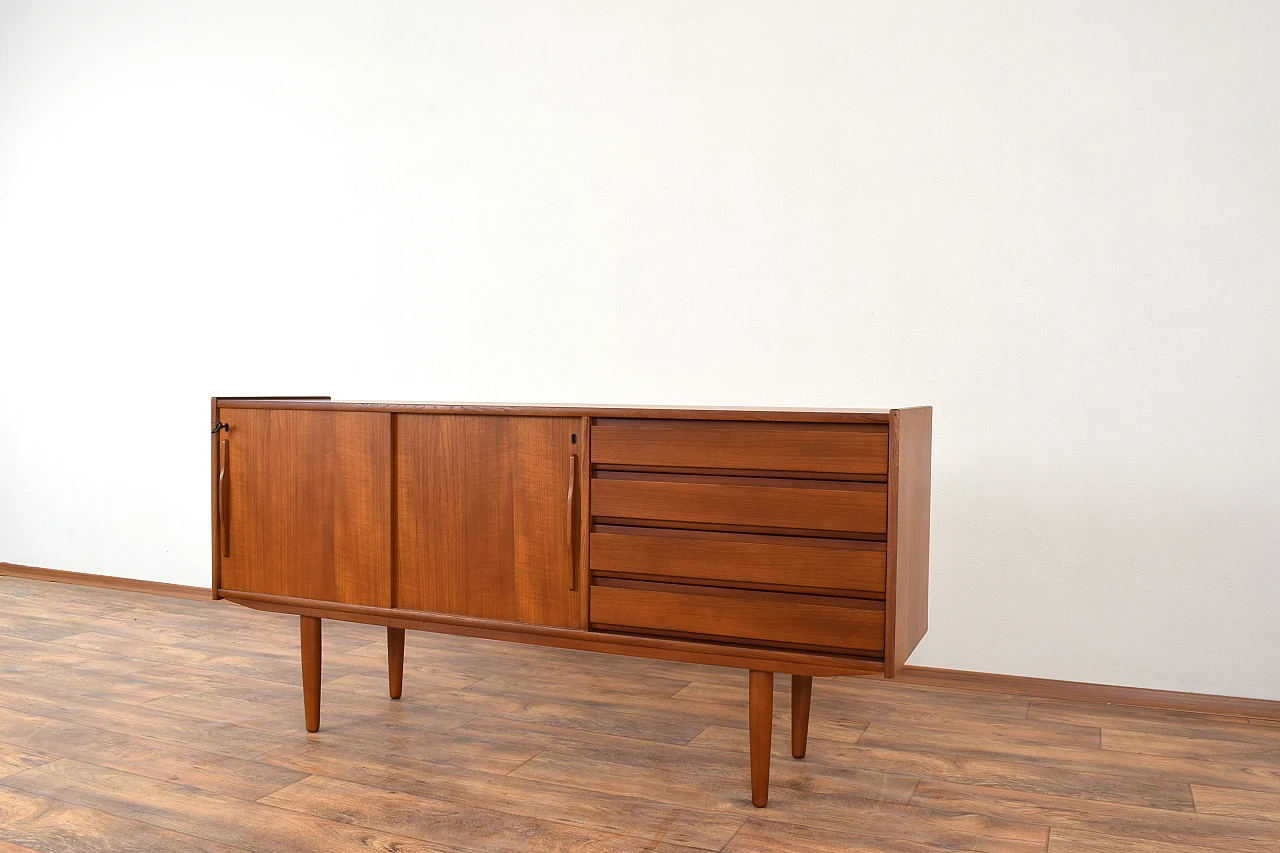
[214, 397, 925, 424]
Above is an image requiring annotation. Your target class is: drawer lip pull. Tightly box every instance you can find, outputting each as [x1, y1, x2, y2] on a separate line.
[589, 528, 887, 594]
[590, 476, 888, 535]
[591, 421, 890, 475]
[589, 582, 886, 654]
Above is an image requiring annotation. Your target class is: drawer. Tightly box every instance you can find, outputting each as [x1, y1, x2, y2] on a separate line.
[590, 527, 885, 594]
[591, 472, 887, 535]
[591, 419, 888, 476]
[590, 580, 885, 654]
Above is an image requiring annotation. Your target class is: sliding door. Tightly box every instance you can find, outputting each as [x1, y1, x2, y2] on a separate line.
[217, 408, 392, 607]
[395, 415, 582, 628]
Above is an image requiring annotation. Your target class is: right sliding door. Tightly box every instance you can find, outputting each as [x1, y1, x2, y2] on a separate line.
[394, 414, 583, 628]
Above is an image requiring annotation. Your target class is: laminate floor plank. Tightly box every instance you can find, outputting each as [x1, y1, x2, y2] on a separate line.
[0, 745, 54, 781]
[725, 814, 1048, 853]
[1190, 784, 1280, 822]
[1046, 826, 1227, 852]
[1102, 728, 1280, 769]
[256, 736, 746, 850]
[675, 680, 1095, 746]
[0, 609, 89, 644]
[258, 726, 538, 777]
[0, 656, 196, 706]
[0, 707, 305, 801]
[509, 747, 920, 820]
[0, 760, 450, 853]
[0, 784, 252, 853]
[151, 676, 480, 737]
[141, 688, 384, 739]
[1029, 698, 1276, 742]
[687, 725, 1198, 811]
[463, 673, 761, 731]
[0, 840, 37, 852]
[911, 779, 1277, 853]
[0, 634, 156, 677]
[48, 632, 320, 686]
[0, 677, 290, 759]
[259, 774, 711, 853]
[857, 720, 1280, 795]
[324, 673, 711, 744]
[2, 576, 1278, 851]
[324, 651, 488, 691]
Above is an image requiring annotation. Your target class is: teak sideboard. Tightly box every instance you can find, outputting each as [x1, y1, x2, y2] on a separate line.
[210, 397, 931, 807]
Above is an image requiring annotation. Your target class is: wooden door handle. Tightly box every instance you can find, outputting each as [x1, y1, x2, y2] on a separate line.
[219, 437, 230, 557]
[567, 453, 578, 591]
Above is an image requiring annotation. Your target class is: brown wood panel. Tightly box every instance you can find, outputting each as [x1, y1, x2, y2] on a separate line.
[210, 397, 221, 600]
[590, 527, 886, 594]
[589, 581, 885, 653]
[885, 406, 931, 677]
[590, 420, 889, 475]
[394, 414, 581, 628]
[217, 399, 895, 423]
[211, 397, 330, 601]
[590, 473, 887, 535]
[221, 589, 881, 675]
[216, 408, 391, 608]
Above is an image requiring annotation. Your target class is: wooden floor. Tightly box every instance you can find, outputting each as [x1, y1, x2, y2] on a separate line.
[0, 578, 1277, 852]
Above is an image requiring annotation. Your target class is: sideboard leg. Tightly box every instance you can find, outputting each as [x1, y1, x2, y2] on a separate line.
[388, 627, 405, 700]
[791, 674, 812, 759]
[748, 669, 773, 807]
[300, 616, 322, 733]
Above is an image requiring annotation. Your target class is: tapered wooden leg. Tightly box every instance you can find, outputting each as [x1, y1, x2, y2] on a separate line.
[791, 674, 812, 759]
[300, 616, 321, 733]
[388, 626, 405, 700]
[749, 669, 773, 808]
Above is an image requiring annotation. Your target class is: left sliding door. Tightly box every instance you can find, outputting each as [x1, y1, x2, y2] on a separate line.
[216, 408, 392, 608]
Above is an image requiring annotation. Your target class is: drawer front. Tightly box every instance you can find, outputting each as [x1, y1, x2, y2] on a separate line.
[590, 528, 886, 594]
[590, 581, 885, 653]
[591, 473, 887, 535]
[591, 420, 888, 475]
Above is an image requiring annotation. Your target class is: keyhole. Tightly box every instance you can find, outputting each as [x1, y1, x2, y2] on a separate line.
[571, 433, 578, 444]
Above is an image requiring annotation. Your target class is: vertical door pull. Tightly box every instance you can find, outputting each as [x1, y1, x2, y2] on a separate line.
[219, 437, 230, 557]
[566, 453, 578, 591]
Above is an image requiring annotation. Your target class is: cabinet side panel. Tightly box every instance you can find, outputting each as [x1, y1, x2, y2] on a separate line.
[211, 397, 221, 599]
[887, 407, 932, 676]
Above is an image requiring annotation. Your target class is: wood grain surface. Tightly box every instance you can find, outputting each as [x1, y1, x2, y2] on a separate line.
[216, 408, 392, 608]
[589, 527, 887, 595]
[591, 473, 888, 534]
[215, 399, 896, 423]
[590, 581, 886, 653]
[885, 406, 932, 676]
[394, 414, 581, 628]
[590, 420, 890, 475]
[3, 574, 1278, 852]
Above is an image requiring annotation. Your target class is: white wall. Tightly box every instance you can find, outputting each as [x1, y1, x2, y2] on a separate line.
[2, 1, 1277, 699]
